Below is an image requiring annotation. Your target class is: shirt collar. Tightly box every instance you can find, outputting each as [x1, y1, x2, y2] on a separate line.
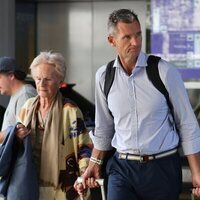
[135, 51, 148, 68]
[113, 51, 148, 69]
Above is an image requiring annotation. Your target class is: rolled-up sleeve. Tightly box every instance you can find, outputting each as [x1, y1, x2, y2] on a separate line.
[161, 60, 200, 155]
[90, 65, 115, 151]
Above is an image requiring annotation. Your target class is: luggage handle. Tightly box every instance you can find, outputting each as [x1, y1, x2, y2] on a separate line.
[76, 177, 106, 200]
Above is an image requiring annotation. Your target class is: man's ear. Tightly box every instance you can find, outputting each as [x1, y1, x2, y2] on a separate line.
[108, 35, 116, 47]
[8, 73, 15, 80]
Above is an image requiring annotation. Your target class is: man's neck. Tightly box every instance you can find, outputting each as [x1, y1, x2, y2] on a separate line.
[10, 80, 25, 95]
[118, 56, 137, 75]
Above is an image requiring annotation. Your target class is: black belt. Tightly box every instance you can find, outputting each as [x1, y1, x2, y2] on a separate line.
[118, 148, 177, 163]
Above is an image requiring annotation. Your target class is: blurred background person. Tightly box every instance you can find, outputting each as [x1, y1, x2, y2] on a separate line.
[0, 56, 36, 142]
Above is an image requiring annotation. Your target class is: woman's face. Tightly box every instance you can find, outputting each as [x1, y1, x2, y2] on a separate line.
[34, 63, 62, 99]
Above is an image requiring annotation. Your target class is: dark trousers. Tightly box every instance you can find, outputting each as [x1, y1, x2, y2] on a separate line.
[106, 152, 182, 200]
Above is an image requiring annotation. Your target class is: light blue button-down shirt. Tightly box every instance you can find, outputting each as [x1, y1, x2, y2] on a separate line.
[90, 51, 200, 155]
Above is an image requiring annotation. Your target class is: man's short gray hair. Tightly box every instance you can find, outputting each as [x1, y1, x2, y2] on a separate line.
[107, 9, 140, 35]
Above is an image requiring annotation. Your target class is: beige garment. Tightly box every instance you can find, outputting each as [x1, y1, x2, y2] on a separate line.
[22, 92, 63, 187]
[39, 187, 84, 200]
[39, 187, 66, 200]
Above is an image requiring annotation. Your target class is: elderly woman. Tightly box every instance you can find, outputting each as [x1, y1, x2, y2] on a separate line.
[16, 51, 92, 200]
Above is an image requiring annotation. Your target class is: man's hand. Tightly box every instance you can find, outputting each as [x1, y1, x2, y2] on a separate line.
[74, 157, 102, 197]
[74, 147, 107, 194]
[187, 153, 200, 198]
[193, 187, 200, 197]
[81, 160, 102, 189]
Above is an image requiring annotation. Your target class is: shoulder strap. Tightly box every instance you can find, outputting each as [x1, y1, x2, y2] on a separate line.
[104, 60, 115, 100]
[104, 56, 176, 127]
[146, 55, 175, 122]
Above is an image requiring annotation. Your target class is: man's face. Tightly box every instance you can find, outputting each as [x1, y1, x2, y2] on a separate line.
[108, 20, 142, 61]
[0, 73, 13, 95]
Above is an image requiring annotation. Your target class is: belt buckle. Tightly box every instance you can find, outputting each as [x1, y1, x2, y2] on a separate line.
[140, 155, 149, 163]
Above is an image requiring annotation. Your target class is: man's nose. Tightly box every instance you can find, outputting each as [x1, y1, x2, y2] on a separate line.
[130, 36, 138, 46]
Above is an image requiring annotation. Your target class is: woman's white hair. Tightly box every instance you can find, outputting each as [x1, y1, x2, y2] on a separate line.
[30, 51, 66, 81]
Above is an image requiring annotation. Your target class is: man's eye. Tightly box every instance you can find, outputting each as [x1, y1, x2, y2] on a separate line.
[136, 32, 142, 37]
[123, 35, 130, 40]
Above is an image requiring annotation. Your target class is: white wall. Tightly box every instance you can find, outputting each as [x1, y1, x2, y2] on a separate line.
[37, 0, 147, 103]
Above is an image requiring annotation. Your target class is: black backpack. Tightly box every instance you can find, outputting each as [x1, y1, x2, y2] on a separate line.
[104, 55, 175, 122]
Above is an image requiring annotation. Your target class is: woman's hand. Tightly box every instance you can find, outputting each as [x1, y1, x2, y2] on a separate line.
[16, 123, 30, 140]
[74, 181, 86, 197]
[193, 187, 200, 198]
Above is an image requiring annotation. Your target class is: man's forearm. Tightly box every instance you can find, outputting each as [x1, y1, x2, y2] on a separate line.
[187, 153, 200, 177]
[91, 148, 108, 160]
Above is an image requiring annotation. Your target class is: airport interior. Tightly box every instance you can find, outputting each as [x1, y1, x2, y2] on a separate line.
[1, 0, 200, 199]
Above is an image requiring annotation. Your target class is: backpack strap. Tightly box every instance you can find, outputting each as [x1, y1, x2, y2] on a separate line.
[146, 55, 175, 122]
[104, 56, 176, 128]
[104, 60, 115, 100]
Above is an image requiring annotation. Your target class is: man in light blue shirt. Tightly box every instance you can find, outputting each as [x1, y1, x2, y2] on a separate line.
[78, 9, 200, 200]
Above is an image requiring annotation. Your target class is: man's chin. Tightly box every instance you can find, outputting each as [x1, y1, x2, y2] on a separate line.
[0, 92, 5, 95]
